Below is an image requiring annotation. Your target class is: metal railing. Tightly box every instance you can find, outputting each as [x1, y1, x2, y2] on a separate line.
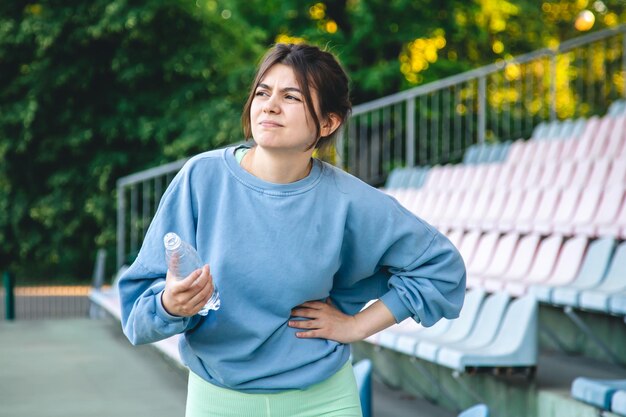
[115, 25, 626, 270]
[337, 25, 626, 185]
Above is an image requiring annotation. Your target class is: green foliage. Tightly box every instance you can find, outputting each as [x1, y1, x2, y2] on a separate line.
[0, 0, 263, 281]
[0, 0, 624, 282]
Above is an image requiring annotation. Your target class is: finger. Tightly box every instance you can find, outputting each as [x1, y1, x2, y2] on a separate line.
[188, 275, 214, 307]
[295, 329, 322, 339]
[297, 301, 326, 309]
[289, 319, 318, 329]
[171, 268, 203, 292]
[290, 307, 319, 318]
[179, 265, 210, 292]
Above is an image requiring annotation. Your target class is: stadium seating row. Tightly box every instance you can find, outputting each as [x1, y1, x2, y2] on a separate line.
[389, 182, 626, 239]
[571, 377, 626, 416]
[444, 229, 626, 306]
[366, 290, 537, 374]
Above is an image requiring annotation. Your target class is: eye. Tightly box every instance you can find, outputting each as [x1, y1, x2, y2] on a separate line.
[285, 94, 301, 101]
[255, 90, 269, 97]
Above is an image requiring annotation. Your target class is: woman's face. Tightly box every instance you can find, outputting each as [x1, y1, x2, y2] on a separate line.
[250, 64, 320, 153]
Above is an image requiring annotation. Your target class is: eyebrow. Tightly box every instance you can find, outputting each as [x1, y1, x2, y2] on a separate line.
[257, 83, 302, 94]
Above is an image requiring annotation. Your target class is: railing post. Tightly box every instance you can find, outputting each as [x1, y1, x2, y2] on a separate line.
[550, 52, 557, 122]
[116, 183, 126, 271]
[406, 99, 416, 167]
[3, 271, 15, 320]
[622, 31, 626, 99]
[478, 76, 486, 145]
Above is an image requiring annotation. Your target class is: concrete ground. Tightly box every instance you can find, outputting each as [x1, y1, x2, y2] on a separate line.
[0, 318, 452, 417]
[0, 318, 187, 417]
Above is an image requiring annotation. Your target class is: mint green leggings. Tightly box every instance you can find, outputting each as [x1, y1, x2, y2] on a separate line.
[185, 361, 363, 417]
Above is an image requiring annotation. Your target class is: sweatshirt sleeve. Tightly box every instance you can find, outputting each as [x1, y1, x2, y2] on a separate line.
[337, 188, 466, 327]
[117, 161, 202, 345]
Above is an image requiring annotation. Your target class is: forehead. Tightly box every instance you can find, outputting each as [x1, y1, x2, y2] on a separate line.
[259, 63, 300, 87]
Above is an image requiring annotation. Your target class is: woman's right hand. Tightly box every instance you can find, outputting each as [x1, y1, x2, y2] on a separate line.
[161, 264, 215, 317]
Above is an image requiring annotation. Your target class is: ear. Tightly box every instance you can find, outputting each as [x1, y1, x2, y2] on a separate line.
[320, 113, 342, 137]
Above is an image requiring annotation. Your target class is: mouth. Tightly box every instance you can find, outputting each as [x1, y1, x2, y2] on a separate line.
[259, 120, 283, 128]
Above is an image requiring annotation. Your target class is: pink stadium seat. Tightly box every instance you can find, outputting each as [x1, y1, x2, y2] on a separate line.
[530, 140, 553, 165]
[423, 165, 449, 189]
[538, 163, 560, 189]
[473, 232, 520, 289]
[481, 189, 510, 230]
[446, 188, 481, 229]
[457, 230, 482, 269]
[427, 190, 454, 224]
[576, 186, 626, 237]
[586, 158, 611, 186]
[606, 159, 626, 185]
[509, 162, 541, 189]
[602, 115, 626, 159]
[505, 139, 529, 165]
[553, 160, 576, 189]
[499, 188, 540, 232]
[528, 235, 588, 300]
[412, 189, 440, 220]
[505, 234, 564, 297]
[553, 185, 603, 235]
[585, 117, 614, 159]
[482, 233, 541, 293]
[405, 189, 426, 215]
[477, 164, 503, 190]
[493, 164, 516, 189]
[465, 188, 496, 230]
[444, 229, 465, 250]
[545, 139, 566, 162]
[435, 189, 467, 228]
[466, 231, 501, 289]
[570, 160, 593, 188]
[494, 188, 525, 232]
[597, 197, 626, 238]
[534, 186, 582, 235]
[458, 165, 483, 190]
[447, 165, 466, 190]
[515, 188, 561, 234]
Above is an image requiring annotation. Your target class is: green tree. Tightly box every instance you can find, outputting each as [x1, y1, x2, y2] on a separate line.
[0, 0, 262, 281]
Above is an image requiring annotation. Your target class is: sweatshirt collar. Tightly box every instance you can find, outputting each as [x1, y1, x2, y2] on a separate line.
[223, 146, 323, 195]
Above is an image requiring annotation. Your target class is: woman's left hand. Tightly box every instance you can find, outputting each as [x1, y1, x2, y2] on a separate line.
[288, 299, 363, 344]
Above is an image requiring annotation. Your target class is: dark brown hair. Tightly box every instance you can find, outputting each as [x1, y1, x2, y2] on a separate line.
[241, 43, 351, 152]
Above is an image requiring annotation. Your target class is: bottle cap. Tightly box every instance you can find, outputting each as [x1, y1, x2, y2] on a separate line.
[163, 232, 182, 250]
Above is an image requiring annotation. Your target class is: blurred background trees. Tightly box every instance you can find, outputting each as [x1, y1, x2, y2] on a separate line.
[0, 0, 624, 281]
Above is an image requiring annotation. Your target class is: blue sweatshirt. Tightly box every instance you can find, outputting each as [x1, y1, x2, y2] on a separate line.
[118, 146, 466, 393]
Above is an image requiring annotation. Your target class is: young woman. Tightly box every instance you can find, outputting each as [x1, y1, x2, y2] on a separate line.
[118, 43, 466, 417]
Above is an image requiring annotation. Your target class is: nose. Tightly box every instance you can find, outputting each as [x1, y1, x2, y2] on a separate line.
[262, 93, 280, 114]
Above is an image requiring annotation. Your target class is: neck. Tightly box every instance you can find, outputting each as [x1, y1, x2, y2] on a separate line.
[242, 146, 314, 184]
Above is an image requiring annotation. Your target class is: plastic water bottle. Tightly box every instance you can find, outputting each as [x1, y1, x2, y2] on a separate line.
[163, 232, 220, 314]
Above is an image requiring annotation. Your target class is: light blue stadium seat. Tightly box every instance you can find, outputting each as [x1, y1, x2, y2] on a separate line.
[571, 378, 626, 410]
[352, 359, 372, 417]
[579, 241, 626, 312]
[463, 144, 482, 165]
[609, 291, 626, 316]
[612, 390, 626, 416]
[434, 292, 510, 370]
[475, 143, 493, 164]
[608, 100, 626, 116]
[571, 117, 587, 138]
[458, 404, 490, 417]
[545, 120, 564, 139]
[560, 119, 575, 139]
[436, 294, 537, 372]
[407, 167, 428, 188]
[531, 121, 549, 139]
[494, 141, 512, 162]
[384, 168, 403, 188]
[415, 289, 486, 361]
[542, 237, 615, 306]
